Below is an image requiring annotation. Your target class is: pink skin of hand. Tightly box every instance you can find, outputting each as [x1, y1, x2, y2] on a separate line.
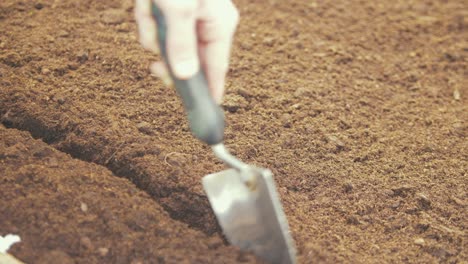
[135, 0, 239, 104]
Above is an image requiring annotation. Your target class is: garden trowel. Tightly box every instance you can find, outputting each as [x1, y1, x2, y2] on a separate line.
[151, 4, 296, 263]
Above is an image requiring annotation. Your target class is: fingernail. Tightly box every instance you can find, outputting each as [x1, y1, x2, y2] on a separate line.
[173, 59, 199, 79]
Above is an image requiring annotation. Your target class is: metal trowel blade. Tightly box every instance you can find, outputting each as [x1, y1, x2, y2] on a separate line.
[202, 168, 296, 264]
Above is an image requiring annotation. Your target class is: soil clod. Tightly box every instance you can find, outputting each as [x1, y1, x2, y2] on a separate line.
[34, 3, 44, 10]
[416, 193, 432, 210]
[136, 121, 153, 135]
[80, 236, 93, 251]
[100, 9, 127, 25]
[343, 182, 354, 193]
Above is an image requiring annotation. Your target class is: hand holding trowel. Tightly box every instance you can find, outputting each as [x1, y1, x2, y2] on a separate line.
[137, 1, 296, 262]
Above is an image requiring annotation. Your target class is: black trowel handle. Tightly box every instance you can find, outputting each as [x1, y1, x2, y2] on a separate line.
[151, 4, 225, 146]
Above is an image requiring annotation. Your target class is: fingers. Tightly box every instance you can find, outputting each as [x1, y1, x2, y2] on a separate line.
[156, 0, 200, 79]
[135, 0, 159, 53]
[135, 0, 239, 104]
[197, 0, 239, 103]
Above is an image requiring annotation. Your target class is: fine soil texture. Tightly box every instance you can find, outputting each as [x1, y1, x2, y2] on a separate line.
[0, 125, 257, 264]
[0, 0, 467, 263]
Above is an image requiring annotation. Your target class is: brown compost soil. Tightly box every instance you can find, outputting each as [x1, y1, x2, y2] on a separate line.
[0, 0, 467, 263]
[0, 125, 257, 263]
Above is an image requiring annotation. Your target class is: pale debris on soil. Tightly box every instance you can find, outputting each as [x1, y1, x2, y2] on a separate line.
[414, 238, 425, 245]
[0, 234, 21, 253]
[453, 88, 460, 100]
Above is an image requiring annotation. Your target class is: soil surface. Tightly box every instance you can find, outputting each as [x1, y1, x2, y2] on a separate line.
[0, 125, 257, 264]
[0, 0, 467, 263]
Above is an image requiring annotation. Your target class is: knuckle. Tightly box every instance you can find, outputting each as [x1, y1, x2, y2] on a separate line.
[202, 7, 239, 40]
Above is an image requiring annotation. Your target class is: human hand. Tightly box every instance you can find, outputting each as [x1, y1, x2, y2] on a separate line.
[135, 0, 239, 103]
